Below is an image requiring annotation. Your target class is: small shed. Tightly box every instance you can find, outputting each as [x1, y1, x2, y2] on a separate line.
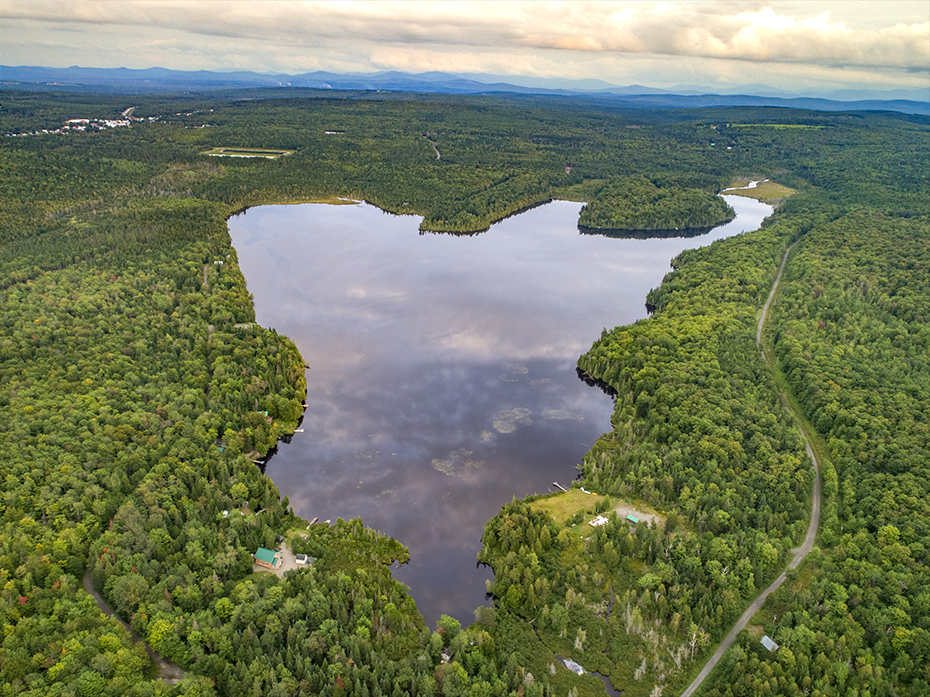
[295, 553, 310, 566]
[254, 547, 282, 570]
[760, 635, 779, 652]
[626, 514, 640, 524]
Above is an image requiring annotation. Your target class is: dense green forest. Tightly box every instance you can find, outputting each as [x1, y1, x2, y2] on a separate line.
[577, 175, 734, 233]
[697, 210, 930, 696]
[0, 87, 927, 696]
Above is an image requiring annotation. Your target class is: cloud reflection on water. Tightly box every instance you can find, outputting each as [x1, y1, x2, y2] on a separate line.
[228, 196, 772, 625]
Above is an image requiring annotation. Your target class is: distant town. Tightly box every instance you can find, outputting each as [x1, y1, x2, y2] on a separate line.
[2, 107, 214, 138]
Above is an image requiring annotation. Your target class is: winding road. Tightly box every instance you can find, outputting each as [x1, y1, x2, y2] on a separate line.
[681, 241, 821, 697]
[424, 137, 441, 160]
[83, 570, 186, 683]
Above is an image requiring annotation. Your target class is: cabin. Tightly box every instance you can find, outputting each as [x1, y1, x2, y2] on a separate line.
[626, 514, 640, 524]
[760, 635, 779, 652]
[589, 515, 609, 527]
[253, 547, 282, 570]
[295, 553, 310, 566]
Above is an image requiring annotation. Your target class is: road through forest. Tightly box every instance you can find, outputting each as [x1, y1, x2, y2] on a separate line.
[680, 241, 821, 697]
[83, 570, 186, 683]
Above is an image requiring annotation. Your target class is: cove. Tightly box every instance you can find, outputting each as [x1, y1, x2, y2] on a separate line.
[227, 195, 773, 627]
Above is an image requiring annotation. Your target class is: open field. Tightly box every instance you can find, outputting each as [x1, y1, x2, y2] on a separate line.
[724, 180, 797, 204]
[529, 489, 663, 531]
[729, 124, 826, 130]
[528, 489, 607, 525]
[202, 146, 294, 158]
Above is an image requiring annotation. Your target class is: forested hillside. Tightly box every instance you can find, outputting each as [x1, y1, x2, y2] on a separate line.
[0, 88, 927, 696]
[698, 210, 930, 696]
[570, 134, 928, 693]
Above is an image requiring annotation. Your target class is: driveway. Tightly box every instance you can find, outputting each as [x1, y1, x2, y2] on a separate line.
[252, 540, 303, 578]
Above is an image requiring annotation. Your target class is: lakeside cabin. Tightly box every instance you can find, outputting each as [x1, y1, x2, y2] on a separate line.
[253, 547, 282, 570]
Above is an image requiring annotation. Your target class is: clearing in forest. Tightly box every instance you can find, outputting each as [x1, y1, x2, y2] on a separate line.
[530, 489, 662, 525]
[724, 179, 797, 204]
[528, 489, 608, 525]
[202, 146, 293, 158]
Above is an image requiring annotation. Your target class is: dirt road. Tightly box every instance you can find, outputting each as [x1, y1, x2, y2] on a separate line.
[757, 241, 798, 348]
[83, 570, 186, 683]
[681, 241, 820, 697]
[424, 137, 441, 159]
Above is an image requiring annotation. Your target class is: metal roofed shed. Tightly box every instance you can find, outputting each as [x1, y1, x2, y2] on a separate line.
[761, 635, 779, 652]
[626, 514, 640, 524]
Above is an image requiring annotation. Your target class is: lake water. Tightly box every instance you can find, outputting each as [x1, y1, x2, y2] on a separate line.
[227, 195, 772, 627]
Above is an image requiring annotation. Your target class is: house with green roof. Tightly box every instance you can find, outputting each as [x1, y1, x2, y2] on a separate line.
[253, 547, 282, 570]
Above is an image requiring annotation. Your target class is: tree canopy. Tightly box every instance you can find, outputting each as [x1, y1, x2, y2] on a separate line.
[0, 87, 927, 696]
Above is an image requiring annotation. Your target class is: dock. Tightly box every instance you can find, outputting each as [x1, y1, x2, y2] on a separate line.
[552, 482, 569, 492]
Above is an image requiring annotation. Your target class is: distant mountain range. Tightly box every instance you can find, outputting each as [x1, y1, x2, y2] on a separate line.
[2, 65, 927, 115]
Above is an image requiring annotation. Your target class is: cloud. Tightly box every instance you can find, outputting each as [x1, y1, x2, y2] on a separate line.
[2, 1, 927, 90]
[5, 2, 927, 70]
[520, 4, 929, 71]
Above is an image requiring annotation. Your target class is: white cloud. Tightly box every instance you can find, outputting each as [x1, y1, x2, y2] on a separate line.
[520, 3, 928, 71]
[1, 1, 927, 91]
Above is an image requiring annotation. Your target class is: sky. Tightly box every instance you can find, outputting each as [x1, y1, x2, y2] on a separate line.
[2, 1, 928, 95]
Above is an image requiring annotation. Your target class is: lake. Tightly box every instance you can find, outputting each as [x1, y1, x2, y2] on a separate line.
[227, 195, 773, 627]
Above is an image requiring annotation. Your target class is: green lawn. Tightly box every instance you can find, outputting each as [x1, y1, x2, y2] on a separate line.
[528, 489, 607, 525]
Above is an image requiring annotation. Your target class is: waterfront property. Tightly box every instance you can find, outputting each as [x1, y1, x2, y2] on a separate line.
[253, 547, 282, 570]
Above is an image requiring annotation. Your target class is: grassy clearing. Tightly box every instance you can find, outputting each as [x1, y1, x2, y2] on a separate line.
[528, 489, 607, 525]
[729, 124, 826, 130]
[530, 490, 666, 536]
[284, 525, 311, 543]
[725, 180, 797, 204]
[202, 146, 294, 159]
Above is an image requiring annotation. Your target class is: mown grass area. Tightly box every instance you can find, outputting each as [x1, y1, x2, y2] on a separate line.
[528, 489, 608, 525]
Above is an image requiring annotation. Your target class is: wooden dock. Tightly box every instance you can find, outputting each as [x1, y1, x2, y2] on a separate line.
[552, 482, 569, 492]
